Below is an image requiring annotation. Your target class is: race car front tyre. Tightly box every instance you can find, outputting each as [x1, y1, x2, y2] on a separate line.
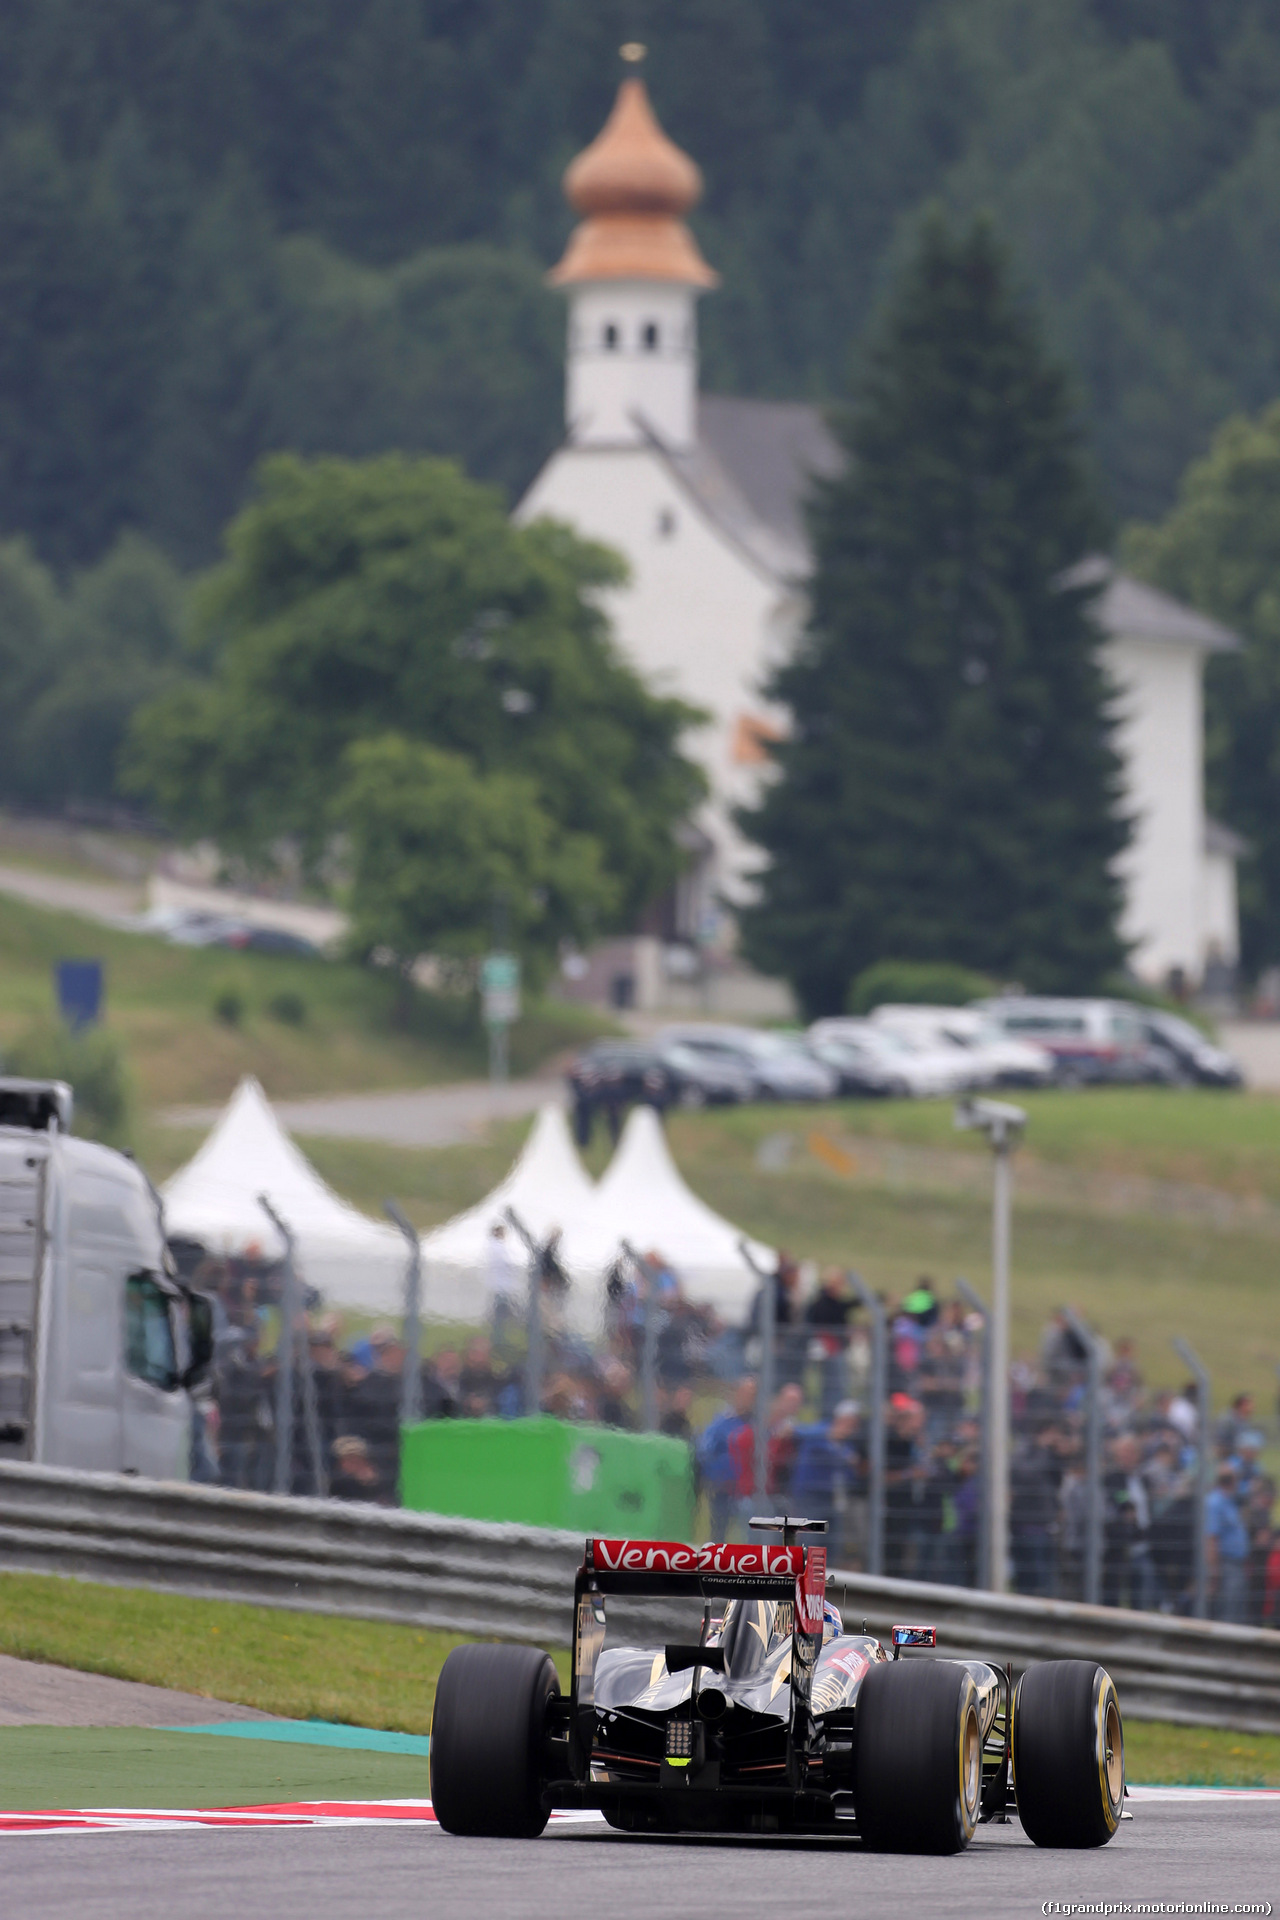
[853, 1659, 983, 1853]
[1012, 1660, 1124, 1848]
[430, 1642, 558, 1837]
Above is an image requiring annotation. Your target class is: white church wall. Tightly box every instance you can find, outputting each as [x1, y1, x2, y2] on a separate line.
[1103, 632, 1205, 982]
[517, 443, 792, 914]
[1201, 846, 1240, 968]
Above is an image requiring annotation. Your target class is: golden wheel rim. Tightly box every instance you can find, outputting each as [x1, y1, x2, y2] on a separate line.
[1103, 1695, 1123, 1807]
[962, 1703, 981, 1826]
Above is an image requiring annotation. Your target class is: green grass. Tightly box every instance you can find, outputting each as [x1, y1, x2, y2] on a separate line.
[0, 1571, 569, 1733]
[0, 1727, 433, 1811]
[1125, 1720, 1280, 1787]
[0, 892, 607, 1114]
[0, 1573, 1273, 1796]
[787, 1085, 1280, 1205]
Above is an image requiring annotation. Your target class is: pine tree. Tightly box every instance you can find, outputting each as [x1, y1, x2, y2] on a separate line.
[737, 212, 1128, 1018]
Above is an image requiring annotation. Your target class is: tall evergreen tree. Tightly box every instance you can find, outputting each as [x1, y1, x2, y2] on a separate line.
[738, 212, 1128, 1018]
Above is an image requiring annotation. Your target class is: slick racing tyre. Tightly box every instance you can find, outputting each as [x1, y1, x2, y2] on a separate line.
[1012, 1660, 1124, 1848]
[430, 1643, 558, 1837]
[853, 1659, 983, 1854]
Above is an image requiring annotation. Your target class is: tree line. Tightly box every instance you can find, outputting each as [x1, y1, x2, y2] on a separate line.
[5, 0, 1280, 570]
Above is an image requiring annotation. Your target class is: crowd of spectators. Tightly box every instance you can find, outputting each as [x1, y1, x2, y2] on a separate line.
[190, 1244, 1279, 1627]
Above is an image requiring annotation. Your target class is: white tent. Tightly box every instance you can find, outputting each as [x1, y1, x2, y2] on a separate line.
[162, 1077, 409, 1315]
[563, 1104, 772, 1320]
[418, 1104, 596, 1325]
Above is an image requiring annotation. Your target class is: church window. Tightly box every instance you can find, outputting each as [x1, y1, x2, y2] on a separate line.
[643, 321, 660, 350]
[603, 322, 619, 350]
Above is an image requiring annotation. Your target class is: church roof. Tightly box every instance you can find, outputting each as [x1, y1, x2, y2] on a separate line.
[1068, 557, 1240, 654]
[549, 79, 718, 289]
[651, 395, 841, 581]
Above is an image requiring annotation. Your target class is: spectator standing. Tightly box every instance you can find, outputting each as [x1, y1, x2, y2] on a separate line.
[216, 1327, 266, 1490]
[1214, 1392, 1255, 1461]
[697, 1378, 756, 1541]
[805, 1269, 857, 1417]
[1207, 1463, 1250, 1623]
[789, 1401, 862, 1564]
[884, 1392, 926, 1578]
[1246, 1474, 1276, 1626]
[1102, 1434, 1153, 1612]
[485, 1224, 525, 1353]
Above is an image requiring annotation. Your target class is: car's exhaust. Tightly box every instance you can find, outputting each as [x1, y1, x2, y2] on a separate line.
[695, 1685, 729, 1722]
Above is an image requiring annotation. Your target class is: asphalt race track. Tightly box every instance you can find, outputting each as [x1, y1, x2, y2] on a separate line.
[2, 1797, 1276, 1920]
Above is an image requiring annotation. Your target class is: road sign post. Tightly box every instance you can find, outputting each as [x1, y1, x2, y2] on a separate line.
[481, 951, 521, 1087]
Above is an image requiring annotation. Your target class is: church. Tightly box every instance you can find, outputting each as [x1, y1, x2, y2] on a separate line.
[516, 74, 1241, 1011]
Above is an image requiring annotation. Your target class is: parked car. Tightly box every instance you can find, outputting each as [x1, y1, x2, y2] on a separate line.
[977, 997, 1175, 1085]
[805, 1028, 913, 1098]
[1137, 1010, 1243, 1088]
[567, 1040, 752, 1125]
[659, 1026, 839, 1102]
[871, 1006, 1054, 1089]
[808, 1018, 977, 1098]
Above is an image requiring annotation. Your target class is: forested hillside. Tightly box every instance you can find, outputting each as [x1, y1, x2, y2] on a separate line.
[5, 0, 1280, 567]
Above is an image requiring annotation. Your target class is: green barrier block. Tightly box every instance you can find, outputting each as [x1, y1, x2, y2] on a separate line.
[399, 1415, 694, 1539]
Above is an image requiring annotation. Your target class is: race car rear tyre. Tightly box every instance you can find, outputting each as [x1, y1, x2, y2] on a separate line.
[430, 1643, 557, 1837]
[1012, 1660, 1123, 1848]
[853, 1659, 983, 1853]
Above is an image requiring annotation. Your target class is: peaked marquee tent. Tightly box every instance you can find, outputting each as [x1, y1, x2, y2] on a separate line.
[162, 1077, 409, 1315]
[418, 1104, 596, 1325]
[563, 1105, 772, 1320]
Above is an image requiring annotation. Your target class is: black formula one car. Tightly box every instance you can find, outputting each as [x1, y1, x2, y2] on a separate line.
[430, 1518, 1126, 1852]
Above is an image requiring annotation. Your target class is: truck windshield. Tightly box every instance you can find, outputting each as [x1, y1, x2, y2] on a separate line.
[125, 1272, 179, 1392]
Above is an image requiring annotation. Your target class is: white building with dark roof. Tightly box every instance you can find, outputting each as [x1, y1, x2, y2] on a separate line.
[517, 77, 1240, 996]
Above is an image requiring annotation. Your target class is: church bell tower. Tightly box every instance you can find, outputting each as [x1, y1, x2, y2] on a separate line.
[548, 75, 718, 452]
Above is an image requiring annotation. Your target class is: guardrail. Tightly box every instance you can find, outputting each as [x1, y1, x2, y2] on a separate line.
[0, 1463, 1276, 1733]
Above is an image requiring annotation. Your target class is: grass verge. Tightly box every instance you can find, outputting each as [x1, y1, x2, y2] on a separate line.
[0, 892, 608, 1113]
[0, 1572, 1274, 1791]
[0, 1727, 433, 1812]
[1124, 1719, 1280, 1787]
[0, 1571, 568, 1733]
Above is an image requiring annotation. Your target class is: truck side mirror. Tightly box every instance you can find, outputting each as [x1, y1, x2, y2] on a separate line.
[182, 1290, 215, 1390]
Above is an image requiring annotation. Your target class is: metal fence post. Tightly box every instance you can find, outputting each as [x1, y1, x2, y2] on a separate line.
[385, 1200, 423, 1429]
[1174, 1337, 1211, 1620]
[622, 1241, 659, 1432]
[1064, 1307, 1102, 1606]
[847, 1272, 885, 1577]
[505, 1207, 544, 1416]
[955, 1275, 989, 1592]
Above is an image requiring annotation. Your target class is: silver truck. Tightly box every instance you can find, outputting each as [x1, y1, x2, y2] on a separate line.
[0, 1078, 211, 1478]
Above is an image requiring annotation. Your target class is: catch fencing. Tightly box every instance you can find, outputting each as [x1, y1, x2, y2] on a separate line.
[0, 1461, 1277, 1733]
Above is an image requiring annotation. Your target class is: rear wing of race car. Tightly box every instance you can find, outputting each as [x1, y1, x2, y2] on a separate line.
[569, 1529, 828, 1779]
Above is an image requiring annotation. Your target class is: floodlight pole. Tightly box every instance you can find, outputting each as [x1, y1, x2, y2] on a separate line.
[954, 1098, 1026, 1594]
[385, 1199, 423, 1428]
[1174, 1337, 1211, 1620]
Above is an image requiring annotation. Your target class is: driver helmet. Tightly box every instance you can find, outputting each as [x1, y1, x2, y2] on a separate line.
[822, 1599, 843, 1644]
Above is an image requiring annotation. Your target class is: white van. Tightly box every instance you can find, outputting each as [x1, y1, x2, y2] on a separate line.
[976, 998, 1165, 1085]
[0, 1078, 211, 1477]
